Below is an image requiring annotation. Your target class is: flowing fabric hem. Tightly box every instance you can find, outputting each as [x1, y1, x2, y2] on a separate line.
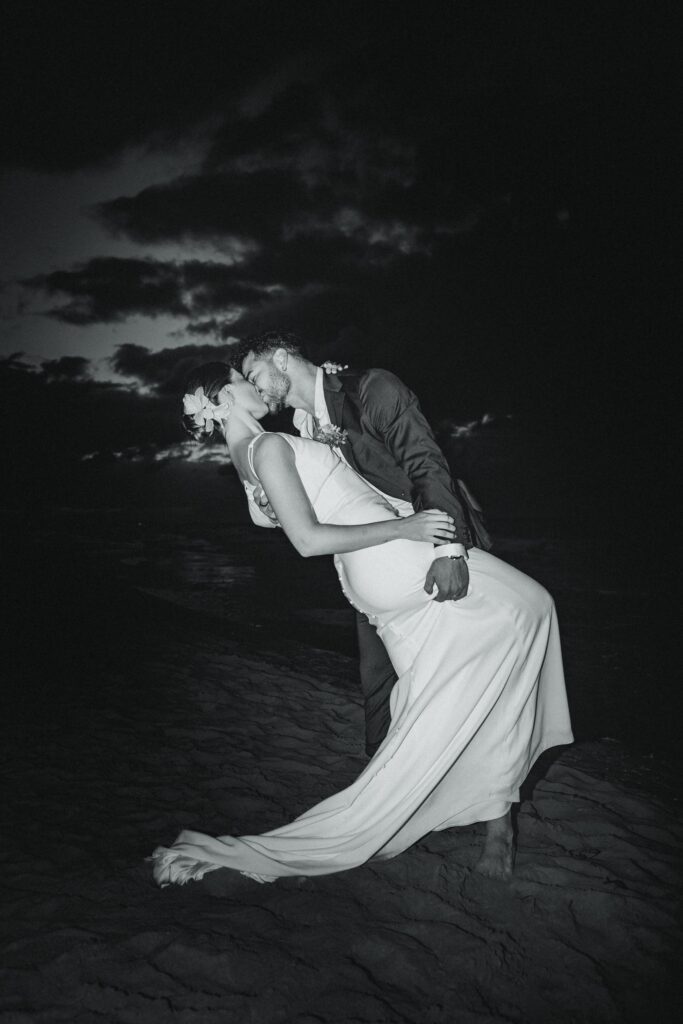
[428, 730, 574, 835]
[148, 847, 221, 887]
[148, 731, 574, 888]
[148, 844, 279, 887]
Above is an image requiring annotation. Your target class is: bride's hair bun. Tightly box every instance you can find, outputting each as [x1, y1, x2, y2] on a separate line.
[181, 361, 233, 441]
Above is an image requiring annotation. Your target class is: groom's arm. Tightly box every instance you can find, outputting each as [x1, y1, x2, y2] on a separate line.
[358, 370, 472, 549]
[359, 369, 471, 602]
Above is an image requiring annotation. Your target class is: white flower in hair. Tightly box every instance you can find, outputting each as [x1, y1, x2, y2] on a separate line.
[183, 386, 233, 434]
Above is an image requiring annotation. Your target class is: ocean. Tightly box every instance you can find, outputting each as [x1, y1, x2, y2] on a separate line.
[1, 455, 676, 764]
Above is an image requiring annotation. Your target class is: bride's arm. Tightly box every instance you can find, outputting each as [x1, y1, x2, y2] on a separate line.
[254, 435, 454, 557]
[229, 437, 279, 528]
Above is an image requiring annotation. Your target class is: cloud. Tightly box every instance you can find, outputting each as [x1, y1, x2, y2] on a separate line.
[90, 129, 498, 296]
[20, 226, 425, 335]
[94, 156, 462, 257]
[0, 2, 321, 172]
[25, 258, 189, 324]
[40, 355, 92, 379]
[151, 440, 231, 465]
[83, 440, 232, 466]
[443, 412, 500, 440]
[0, 352, 181, 479]
[204, 78, 417, 192]
[184, 318, 242, 341]
[110, 340, 236, 392]
[23, 257, 270, 325]
[96, 170, 313, 247]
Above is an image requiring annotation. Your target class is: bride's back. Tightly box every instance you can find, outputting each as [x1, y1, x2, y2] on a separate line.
[260, 432, 399, 527]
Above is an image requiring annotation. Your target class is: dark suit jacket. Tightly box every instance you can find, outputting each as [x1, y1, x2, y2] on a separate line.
[323, 368, 488, 550]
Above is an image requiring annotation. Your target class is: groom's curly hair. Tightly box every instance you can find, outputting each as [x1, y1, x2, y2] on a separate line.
[237, 329, 309, 364]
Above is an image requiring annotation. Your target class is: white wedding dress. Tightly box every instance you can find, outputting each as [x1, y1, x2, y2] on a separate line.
[151, 434, 573, 885]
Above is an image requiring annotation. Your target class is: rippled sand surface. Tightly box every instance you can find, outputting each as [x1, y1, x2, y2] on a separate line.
[1, 514, 680, 1022]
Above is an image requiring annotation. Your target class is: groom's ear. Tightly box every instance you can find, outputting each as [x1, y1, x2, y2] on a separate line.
[273, 348, 288, 371]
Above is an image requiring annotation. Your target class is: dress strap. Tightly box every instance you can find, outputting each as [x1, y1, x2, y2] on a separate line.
[246, 433, 266, 480]
[246, 431, 297, 480]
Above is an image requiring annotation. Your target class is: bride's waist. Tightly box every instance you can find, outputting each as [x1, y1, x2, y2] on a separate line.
[316, 495, 398, 525]
[335, 536, 433, 570]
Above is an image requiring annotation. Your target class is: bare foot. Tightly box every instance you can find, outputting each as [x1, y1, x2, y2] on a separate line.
[475, 810, 515, 880]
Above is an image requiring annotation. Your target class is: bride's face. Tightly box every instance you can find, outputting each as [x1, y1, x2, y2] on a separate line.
[219, 369, 269, 419]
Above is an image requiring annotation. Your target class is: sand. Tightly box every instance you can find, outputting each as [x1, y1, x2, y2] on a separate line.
[0, 512, 679, 1024]
[2, 553, 681, 1024]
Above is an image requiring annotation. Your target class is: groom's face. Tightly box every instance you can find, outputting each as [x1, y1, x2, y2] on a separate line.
[242, 351, 291, 414]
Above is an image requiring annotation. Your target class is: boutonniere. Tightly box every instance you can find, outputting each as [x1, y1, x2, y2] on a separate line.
[312, 424, 349, 448]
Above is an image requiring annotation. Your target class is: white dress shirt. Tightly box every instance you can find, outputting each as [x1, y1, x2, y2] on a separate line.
[292, 366, 330, 438]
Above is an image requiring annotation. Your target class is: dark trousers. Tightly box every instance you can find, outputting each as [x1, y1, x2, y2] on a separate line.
[355, 611, 398, 757]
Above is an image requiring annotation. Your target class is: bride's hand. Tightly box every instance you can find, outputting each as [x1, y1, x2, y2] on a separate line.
[254, 483, 278, 524]
[398, 510, 456, 544]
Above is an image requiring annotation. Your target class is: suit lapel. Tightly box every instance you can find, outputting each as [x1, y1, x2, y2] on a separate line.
[323, 373, 345, 423]
[322, 373, 362, 473]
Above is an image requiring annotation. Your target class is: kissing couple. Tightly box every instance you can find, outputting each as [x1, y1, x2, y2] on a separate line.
[151, 330, 572, 886]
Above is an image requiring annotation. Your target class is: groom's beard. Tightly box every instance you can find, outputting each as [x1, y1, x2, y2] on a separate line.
[263, 368, 291, 413]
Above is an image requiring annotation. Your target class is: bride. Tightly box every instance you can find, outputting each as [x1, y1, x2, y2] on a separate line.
[150, 362, 573, 885]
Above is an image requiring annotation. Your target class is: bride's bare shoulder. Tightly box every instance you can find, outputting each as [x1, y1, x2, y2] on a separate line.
[252, 432, 296, 469]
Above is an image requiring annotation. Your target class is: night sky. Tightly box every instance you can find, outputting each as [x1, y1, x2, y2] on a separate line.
[0, 0, 674, 531]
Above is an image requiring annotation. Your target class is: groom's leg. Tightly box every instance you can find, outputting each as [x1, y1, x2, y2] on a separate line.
[355, 611, 398, 757]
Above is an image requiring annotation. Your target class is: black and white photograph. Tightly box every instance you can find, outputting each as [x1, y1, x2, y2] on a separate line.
[1, 2, 678, 1021]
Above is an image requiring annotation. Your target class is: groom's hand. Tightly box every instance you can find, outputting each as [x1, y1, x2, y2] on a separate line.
[424, 556, 469, 602]
[253, 484, 278, 524]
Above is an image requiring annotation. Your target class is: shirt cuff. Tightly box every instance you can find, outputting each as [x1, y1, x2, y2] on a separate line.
[433, 542, 468, 559]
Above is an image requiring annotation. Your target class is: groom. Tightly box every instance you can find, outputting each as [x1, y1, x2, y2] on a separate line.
[239, 329, 490, 757]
